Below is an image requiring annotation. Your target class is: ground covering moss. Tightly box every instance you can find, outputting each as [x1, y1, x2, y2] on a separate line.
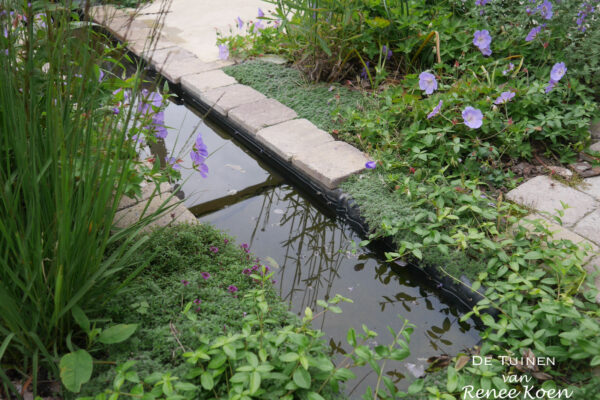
[84, 223, 294, 394]
[341, 174, 485, 280]
[223, 60, 366, 132]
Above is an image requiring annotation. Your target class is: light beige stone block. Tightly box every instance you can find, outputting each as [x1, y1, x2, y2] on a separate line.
[228, 98, 297, 133]
[114, 193, 196, 232]
[292, 141, 370, 189]
[255, 119, 334, 162]
[200, 84, 267, 116]
[181, 70, 237, 98]
[506, 175, 598, 227]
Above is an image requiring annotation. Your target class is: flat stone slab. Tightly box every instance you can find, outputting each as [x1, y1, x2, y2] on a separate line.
[591, 121, 600, 140]
[126, 36, 178, 57]
[574, 210, 600, 245]
[181, 70, 237, 98]
[580, 177, 600, 200]
[200, 84, 267, 116]
[584, 256, 600, 303]
[292, 141, 370, 189]
[117, 181, 172, 211]
[255, 119, 334, 162]
[518, 214, 598, 262]
[506, 175, 598, 227]
[158, 57, 221, 84]
[89, 5, 131, 25]
[114, 193, 196, 232]
[142, 46, 197, 70]
[228, 98, 298, 134]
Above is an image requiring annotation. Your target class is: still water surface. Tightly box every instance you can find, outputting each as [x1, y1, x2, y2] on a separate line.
[151, 98, 481, 396]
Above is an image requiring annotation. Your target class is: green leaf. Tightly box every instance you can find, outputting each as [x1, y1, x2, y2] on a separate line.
[59, 350, 93, 393]
[200, 372, 214, 390]
[97, 324, 137, 344]
[72, 306, 90, 334]
[280, 353, 299, 362]
[249, 371, 261, 394]
[407, 379, 424, 395]
[307, 392, 325, 400]
[293, 368, 311, 389]
[446, 367, 458, 392]
[347, 328, 357, 347]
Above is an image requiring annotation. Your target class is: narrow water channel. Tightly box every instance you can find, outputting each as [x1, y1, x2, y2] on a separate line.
[149, 95, 482, 396]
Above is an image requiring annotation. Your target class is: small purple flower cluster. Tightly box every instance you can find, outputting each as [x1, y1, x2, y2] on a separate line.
[382, 45, 393, 61]
[190, 133, 209, 177]
[138, 89, 168, 139]
[576, 1, 599, 32]
[210, 246, 219, 254]
[502, 63, 515, 76]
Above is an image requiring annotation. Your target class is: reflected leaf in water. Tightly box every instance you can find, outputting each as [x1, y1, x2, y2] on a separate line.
[386, 370, 406, 383]
[353, 262, 365, 271]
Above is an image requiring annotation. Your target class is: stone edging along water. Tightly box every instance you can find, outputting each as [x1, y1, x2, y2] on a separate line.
[88, 6, 492, 319]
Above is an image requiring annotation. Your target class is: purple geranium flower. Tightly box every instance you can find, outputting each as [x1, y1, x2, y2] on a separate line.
[538, 0, 553, 20]
[480, 46, 492, 57]
[545, 79, 557, 93]
[210, 246, 219, 253]
[550, 62, 567, 82]
[242, 268, 251, 275]
[382, 45, 392, 60]
[360, 61, 370, 80]
[365, 161, 376, 169]
[236, 16, 243, 30]
[525, 25, 543, 42]
[201, 272, 211, 280]
[193, 298, 201, 305]
[427, 100, 443, 119]
[253, 20, 264, 34]
[181, 280, 189, 286]
[258, 8, 264, 18]
[418, 72, 438, 95]
[473, 30, 492, 50]
[228, 285, 238, 294]
[218, 44, 229, 60]
[494, 91, 515, 105]
[462, 107, 484, 129]
[503, 63, 515, 76]
[191, 133, 209, 177]
[166, 157, 181, 170]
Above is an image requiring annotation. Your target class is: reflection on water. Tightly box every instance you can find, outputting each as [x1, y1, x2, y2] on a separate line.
[153, 98, 481, 397]
[199, 185, 480, 394]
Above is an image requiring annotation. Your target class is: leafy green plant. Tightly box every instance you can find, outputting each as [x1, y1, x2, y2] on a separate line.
[0, 1, 174, 395]
[81, 278, 423, 399]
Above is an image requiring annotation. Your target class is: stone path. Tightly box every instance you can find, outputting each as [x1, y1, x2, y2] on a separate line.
[507, 122, 600, 302]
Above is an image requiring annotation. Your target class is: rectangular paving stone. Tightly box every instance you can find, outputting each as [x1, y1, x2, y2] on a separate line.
[142, 46, 197, 69]
[114, 193, 196, 232]
[574, 209, 600, 245]
[181, 70, 237, 98]
[292, 141, 370, 189]
[88, 5, 130, 25]
[591, 121, 600, 140]
[506, 175, 598, 227]
[255, 119, 334, 162]
[583, 256, 600, 304]
[200, 84, 267, 116]
[580, 177, 600, 200]
[517, 214, 598, 262]
[158, 57, 218, 84]
[228, 98, 297, 134]
[126, 35, 177, 57]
